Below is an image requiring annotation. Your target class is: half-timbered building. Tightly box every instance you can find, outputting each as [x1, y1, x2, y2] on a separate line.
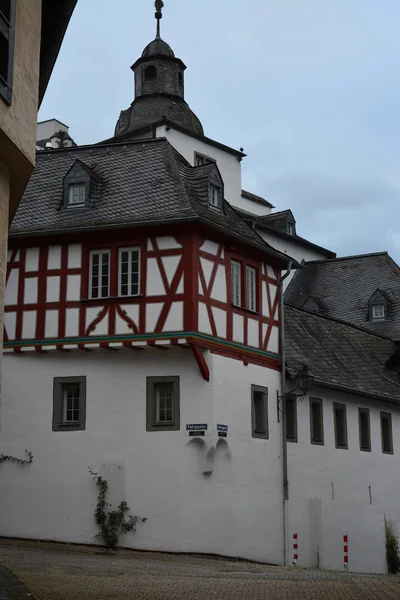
[2, 6, 400, 575]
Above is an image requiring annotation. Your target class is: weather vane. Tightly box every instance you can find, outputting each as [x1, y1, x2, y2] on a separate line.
[155, 0, 164, 38]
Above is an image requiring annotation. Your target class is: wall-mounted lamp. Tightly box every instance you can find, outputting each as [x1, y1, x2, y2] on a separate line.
[277, 365, 314, 418]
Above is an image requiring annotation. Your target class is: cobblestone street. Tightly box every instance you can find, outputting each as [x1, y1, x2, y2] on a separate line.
[1, 541, 400, 600]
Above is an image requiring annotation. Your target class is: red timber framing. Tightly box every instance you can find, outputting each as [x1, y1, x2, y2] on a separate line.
[5, 223, 283, 373]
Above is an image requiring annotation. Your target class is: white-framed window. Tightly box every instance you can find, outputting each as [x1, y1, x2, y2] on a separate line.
[68, 183, 86, 207]
[287, 223, 294, 235]
[118, 247, 140, 297]
[146, 376, 180, 431]
[231, 260, 241, 307]
[63, 382, 81, 424]
[89, 250, 110, 299]
[246, 266, 256, 311]
[52, 376, 86, 432]
[155, 382, 174, 424]
[209, 185, 221, 210]
[372, 304, 385, 320]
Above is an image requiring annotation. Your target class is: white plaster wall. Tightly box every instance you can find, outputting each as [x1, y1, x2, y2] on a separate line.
[239, 195, 272, 217]
[257, 230, 330, 289]
[157, 126, 243, 208]
[287, 386, 400, 573]
[0, 349, 283, 565]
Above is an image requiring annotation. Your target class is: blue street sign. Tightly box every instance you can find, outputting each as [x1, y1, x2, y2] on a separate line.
[186, 424, 207, 431]
[189, 431, 205, 437]
[217, 424, 228, 432]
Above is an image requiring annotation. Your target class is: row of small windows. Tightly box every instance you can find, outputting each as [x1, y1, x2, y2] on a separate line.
[67, 179, 222, 213]
[284, 396, 394, 454]
[53, 376, 179, 432]
[89, 248, 140, 299]
[89, 248, 258, 313]
[54, 379, 393, 454]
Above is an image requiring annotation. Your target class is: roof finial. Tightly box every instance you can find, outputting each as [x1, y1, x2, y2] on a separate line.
[155, 0, 164, 38]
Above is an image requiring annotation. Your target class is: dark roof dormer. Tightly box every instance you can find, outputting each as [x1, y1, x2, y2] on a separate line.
[368, 289, 388, 322]
[257, 209, 296, 236]
[62, 160, 101, 210]
[303, 296, 326, 313]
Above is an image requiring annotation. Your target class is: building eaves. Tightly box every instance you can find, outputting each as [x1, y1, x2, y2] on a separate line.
[99, 119, 246, 159]
[241, 190, 274, 209]
[242, 214, 335, 259]
[39, 0, 78, 106]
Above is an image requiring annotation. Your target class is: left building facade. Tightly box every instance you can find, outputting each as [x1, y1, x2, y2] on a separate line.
[0, 0, 78, 405]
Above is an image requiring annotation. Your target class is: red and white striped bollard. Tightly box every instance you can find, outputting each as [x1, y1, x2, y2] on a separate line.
[292, 533, 298, 565]
[343, 534, 348, 569]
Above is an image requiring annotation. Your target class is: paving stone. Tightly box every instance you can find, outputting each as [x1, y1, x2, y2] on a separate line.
[0, 541, 400, 599]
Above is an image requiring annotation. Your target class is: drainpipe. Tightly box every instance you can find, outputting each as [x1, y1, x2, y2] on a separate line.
[279, 261, 292, 566]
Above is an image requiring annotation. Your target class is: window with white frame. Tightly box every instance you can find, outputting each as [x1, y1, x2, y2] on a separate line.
[68, 183, 86, 207]
[231, 260, 241, 307]
[118, 248, 140, 297]
[90, 250, 110, 299]
[209, 185, 222, 210]
[53, 376, 86, 431]
[246, 266, 256, 311]
[372, 304, 385, 320]
[146, 376, 180, 431]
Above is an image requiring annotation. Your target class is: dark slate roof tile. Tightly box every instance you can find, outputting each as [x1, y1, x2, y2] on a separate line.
[10, 138, 291, 265]
[285, 304, 400, 402]
[285, 253, 400, 339]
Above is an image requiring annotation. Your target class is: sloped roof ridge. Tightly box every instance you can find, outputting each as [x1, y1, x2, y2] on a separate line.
[36, 136, 169, 159]
[304, 251, 390, 265]
[285, 301, 396, 342]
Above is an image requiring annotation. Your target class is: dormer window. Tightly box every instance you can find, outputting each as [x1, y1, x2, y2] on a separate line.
[209, 185, 222, 210]
[68, 183, 86, 207]
[372, 304, 385, 321]
[287, 223, 294, 235]
[63, 160, 96, 210]
[368, 290, 388, 322]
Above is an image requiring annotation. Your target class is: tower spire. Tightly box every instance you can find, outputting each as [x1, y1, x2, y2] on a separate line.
[154, 0, 164, 39]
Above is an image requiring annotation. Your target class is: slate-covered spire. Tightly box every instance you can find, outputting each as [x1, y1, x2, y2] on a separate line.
[113, 1, 204, 139]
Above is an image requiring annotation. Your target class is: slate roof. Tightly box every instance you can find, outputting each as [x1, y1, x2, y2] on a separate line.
[235, 208, 335, 259]
[285, 304, 400, 403]
[9, 138, 292, 265]
[241, 190, 274, 209]
[114, 95, 204, 139]
[142, 38, 175, 58]
[285, 253, 400, 339]
[257, 209, 295, 232]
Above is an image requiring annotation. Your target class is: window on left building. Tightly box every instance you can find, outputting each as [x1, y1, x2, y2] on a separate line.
[0, 0, 16, 105]
[89, 250, 110, 299]
[53, 377, 86, 431]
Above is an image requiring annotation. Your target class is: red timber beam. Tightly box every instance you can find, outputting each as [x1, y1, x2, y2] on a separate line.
[190, 342, 210, 382]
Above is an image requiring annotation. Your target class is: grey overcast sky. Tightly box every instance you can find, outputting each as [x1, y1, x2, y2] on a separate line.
[39, 0, 400, 261]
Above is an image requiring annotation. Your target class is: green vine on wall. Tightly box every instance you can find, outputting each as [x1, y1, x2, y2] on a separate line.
[89, 467, 147, 550]
[0, 450, 33, 465]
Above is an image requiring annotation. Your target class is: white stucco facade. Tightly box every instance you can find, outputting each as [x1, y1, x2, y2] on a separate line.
[0, 348, 284, 564]
[286, 386, 400, 573]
